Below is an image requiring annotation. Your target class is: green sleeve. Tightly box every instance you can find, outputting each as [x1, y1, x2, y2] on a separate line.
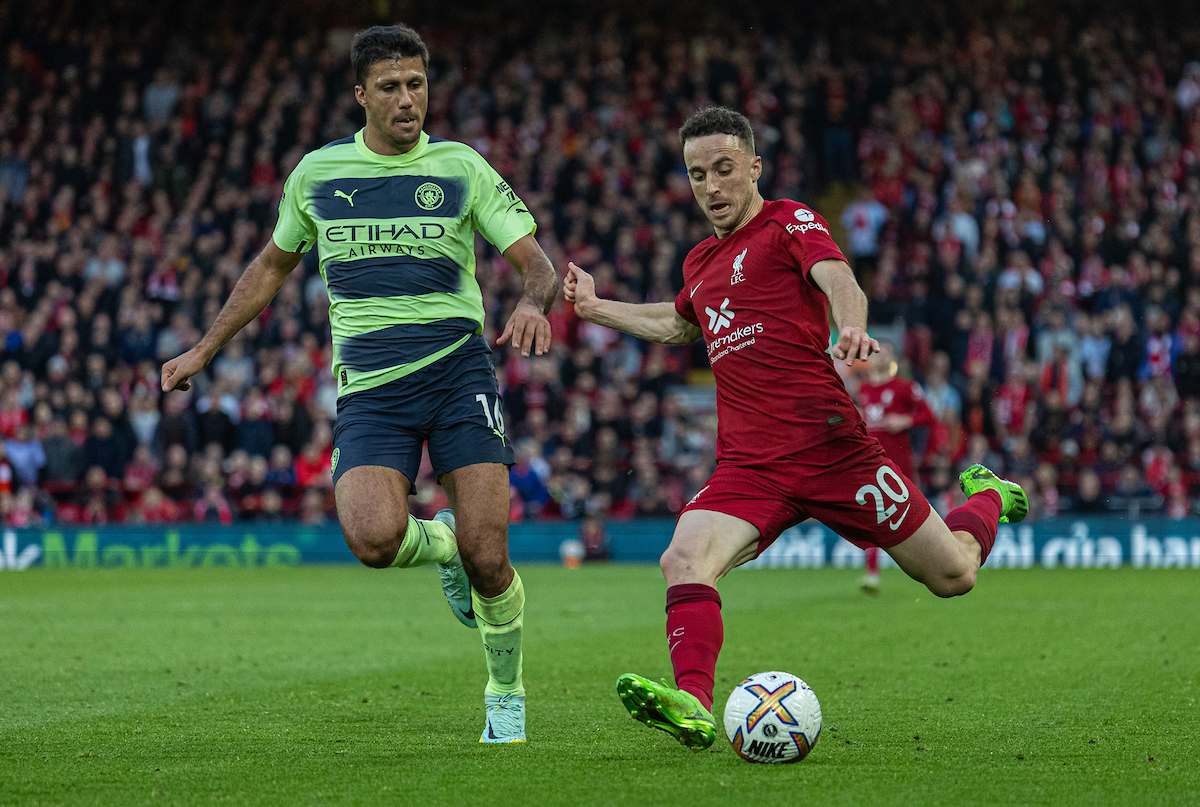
[272, 165, 317, 254]
[469, 157, 536, 253]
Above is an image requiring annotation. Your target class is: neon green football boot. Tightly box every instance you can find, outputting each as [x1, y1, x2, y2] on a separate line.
[616, 673, 716, 750]
[958, 464, 1029, 523]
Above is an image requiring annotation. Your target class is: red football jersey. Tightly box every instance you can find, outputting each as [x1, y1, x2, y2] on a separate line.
[857, 376, 935, 478]
[674, 199, 862, 464]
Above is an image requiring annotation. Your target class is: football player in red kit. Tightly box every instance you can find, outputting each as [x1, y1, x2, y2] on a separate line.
[856, 342, 936, 594]
[564, 107, 1028, 750]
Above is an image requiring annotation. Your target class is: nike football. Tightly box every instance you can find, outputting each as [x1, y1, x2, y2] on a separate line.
[723, 671, 821, 764]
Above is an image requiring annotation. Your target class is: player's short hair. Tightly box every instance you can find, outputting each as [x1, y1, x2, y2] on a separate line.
[679, 106, 755, 155]
[350, 24, 429, 86]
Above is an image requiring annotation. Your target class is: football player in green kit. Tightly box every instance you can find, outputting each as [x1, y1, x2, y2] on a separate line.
[162, 24, 558, 743]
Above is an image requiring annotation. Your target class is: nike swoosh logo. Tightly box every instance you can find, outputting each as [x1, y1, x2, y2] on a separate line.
[889, 504, 912, 531]
[690, 280, 703, 297]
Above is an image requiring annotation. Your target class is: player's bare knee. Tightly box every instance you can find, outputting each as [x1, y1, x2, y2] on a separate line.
[458, 529, 511, 595]
[659, 543, 718, 585]
[927, 567, 976, 598]
[462, 555, 512, 597]
[659, 544, 691, 580]
[343, 519, 405, 569]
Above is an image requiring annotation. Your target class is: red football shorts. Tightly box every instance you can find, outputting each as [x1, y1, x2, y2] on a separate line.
[679, 425, 932, 556]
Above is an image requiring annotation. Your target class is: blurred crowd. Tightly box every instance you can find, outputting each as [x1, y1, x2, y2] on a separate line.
[1, 1, 1200, 526]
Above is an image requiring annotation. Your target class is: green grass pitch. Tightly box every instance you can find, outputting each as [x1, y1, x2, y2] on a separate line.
[2, 564, 1197, 806]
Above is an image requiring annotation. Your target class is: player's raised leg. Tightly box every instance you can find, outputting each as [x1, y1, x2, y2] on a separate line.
[334, 465, 476, 627]
[885, 464, 1027, 597]
[443, 463, 526, 743]
[617, 509, 760, 750]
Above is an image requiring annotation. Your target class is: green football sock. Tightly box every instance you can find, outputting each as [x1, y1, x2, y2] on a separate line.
[389, 515, 458, 568]
[474, 571, 525, 697]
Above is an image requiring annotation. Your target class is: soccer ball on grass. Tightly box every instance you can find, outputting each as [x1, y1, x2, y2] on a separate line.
[723, 671, 821, 764]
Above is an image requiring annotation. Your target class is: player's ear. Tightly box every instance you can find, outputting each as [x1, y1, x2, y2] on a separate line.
[750, 155, 762, 181]
[354, 85, 367, 109]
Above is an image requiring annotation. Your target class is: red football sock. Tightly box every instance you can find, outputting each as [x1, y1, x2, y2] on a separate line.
[864, 546, 879, 575]
[665, 584, 723, 711]
[945, 489, 1003, 565]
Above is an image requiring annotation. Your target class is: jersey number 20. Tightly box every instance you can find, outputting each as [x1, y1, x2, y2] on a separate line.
[856, 465, 910, 525]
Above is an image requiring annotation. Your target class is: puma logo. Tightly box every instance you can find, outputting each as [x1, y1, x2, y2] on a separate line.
[334, 189, 359, 206]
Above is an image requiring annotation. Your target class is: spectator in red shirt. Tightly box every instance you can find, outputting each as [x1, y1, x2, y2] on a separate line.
[0, 389, 29, 438]
[129, 486, 180, 524]
[294, 441, 332, 489]
[193, 484, 234, 525]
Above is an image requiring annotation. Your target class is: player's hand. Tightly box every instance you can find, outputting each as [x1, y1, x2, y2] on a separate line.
[497, 299, 552, 357]
[161, 347, 208, 392]
[831, 326, 879, 366]
[563, 262, 596, 314]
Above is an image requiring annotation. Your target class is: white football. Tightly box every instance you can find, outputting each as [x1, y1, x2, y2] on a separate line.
[723, 671, 821, 764]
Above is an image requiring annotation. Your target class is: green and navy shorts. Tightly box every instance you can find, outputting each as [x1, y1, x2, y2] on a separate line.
[331, 334, 515, 488]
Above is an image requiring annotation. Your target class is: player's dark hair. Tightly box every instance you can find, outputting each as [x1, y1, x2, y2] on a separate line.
[350, 24, 429, 86]
[679, 106, 755, 154]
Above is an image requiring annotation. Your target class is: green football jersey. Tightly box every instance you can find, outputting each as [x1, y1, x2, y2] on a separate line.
[272, 128, 536, 396]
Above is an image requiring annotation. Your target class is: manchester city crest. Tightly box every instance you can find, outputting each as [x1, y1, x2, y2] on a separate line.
[415, 182, 444, 210]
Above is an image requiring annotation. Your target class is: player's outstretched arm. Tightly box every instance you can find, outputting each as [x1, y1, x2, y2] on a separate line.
[810, 258, 880, 366]
[161, 241, 303, 392]
[497, 233, 559, 358]
[565, 262, 701, 345]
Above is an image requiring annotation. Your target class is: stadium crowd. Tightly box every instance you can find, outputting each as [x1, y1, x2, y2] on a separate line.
[2, 2, 1200, 526]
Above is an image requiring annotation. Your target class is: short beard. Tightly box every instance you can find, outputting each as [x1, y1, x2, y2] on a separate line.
[370, 114, 421, 153]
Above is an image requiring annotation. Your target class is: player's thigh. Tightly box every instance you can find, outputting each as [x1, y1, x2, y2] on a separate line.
[331, 391, 425, 551]
[663, 509, 762, 587]
[441, 462, 512, 596]
[884, 509, 978, 597]
[672, 464, 804, 586]
[334, 465, 412, 564]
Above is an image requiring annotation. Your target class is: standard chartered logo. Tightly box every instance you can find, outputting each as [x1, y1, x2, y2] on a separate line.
[415, 182, 444, 210]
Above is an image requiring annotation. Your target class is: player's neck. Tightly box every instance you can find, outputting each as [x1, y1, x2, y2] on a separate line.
[713, 194, 765, 238]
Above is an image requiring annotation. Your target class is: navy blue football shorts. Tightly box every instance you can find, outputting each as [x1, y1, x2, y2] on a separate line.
[331, 335, 515, 489]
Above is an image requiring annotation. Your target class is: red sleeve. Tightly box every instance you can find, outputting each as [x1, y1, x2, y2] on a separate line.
[777, 204, 849, 279]
[909, 382, 936, 427]
[674, 288, 700, 326]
